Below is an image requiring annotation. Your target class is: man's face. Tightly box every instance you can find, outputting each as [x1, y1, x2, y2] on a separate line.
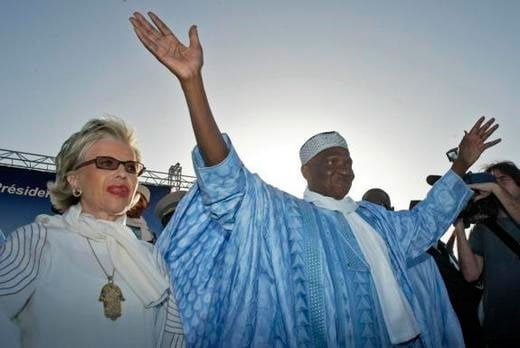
[302, 146, 354, 200]
[492, 169, 520, 199]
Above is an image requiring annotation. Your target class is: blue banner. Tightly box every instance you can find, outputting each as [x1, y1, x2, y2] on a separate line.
[0, 165, 169, 239]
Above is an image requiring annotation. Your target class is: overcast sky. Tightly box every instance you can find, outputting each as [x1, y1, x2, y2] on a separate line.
[1, 0, 518, 211]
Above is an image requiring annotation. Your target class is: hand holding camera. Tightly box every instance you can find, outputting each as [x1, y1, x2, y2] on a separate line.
[468, 182, 498, 202]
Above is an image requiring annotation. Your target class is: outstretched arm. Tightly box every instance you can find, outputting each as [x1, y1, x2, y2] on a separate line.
[380, 117, 501, 258]
[130, 12, 228, 166]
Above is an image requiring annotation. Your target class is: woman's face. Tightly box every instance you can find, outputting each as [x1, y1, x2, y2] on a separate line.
[67, 138, 139, 221]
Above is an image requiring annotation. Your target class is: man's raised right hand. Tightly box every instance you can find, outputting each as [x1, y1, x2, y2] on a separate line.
[130, 12, 203, 82]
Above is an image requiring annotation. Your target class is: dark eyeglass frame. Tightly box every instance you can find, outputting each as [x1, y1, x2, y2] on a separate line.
[74, 156, 146, 176]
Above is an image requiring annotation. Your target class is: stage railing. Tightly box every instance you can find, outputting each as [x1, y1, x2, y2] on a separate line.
[0, 148, 195, 189]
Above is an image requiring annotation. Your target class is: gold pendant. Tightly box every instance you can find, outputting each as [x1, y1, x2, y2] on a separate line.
[98, 279, 125, 320]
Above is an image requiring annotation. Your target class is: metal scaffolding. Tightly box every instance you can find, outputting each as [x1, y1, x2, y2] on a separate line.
[0, 148, 195, 190]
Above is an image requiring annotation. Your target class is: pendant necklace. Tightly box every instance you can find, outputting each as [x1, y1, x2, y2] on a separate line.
[87, 239, 125, 320]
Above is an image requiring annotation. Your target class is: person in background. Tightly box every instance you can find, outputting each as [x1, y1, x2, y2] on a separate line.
[455, 161, 520, 346]
[362, 188, 394, 211]
[127, 183, 155, 242]
[0, 117, 184, 347]
[154, 190, 187, 229]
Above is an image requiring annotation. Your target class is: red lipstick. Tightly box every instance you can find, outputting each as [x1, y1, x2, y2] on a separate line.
[107, 185, 130, 198]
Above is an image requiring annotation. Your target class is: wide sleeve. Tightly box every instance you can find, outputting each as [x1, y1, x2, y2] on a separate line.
[191, 134, 247, 231]
[157, 135, 283, 347]
[379, 170, 472, 259]
[0, 223, 48, 348]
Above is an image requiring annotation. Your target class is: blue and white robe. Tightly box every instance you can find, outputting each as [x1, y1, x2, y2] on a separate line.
[158, 135, 472, 347]
[407, 252, 465, 347]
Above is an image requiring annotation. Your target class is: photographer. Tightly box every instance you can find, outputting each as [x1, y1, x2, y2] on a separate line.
[455, 161, 520, 346]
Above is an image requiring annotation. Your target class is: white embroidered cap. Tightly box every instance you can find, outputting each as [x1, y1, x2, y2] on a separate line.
[137, 184, 151, 203]
[299, 131, 348, 165]
[154, 190, 187, 224]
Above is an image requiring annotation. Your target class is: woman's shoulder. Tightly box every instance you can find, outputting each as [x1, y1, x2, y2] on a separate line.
[2, 214, 75, 260]
[3, 221, 49, 248]
[0, 222, 49, 295]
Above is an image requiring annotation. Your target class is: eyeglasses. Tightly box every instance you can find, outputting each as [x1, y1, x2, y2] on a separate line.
[74, 156, 146, 176]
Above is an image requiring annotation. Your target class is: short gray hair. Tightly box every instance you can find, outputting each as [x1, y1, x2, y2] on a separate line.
[48, 116, 142, 212]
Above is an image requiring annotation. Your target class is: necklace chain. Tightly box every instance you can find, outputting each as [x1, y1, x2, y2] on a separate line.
[86, 239, 115, 281]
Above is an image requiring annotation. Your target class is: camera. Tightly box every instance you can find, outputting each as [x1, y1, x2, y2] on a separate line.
[426, 172, 500, 226]
[459, 172, 500, 226]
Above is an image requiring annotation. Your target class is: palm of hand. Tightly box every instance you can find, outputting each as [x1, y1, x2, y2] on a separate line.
[130, 12, 202, 80]
[156, 37, 202, 79]
[457, 116, 500, 167]
[458, 132, 486, 165]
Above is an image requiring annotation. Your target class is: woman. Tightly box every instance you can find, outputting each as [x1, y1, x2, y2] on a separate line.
[0, 117, 184, 347]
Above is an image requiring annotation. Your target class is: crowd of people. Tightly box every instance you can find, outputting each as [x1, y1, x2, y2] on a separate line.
[1, 10, 519, 348]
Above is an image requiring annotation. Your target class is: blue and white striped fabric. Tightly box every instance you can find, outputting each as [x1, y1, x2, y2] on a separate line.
[157, 135, 473, 347]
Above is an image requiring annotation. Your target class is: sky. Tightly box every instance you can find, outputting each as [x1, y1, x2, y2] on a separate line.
[1, 0, 518, 211]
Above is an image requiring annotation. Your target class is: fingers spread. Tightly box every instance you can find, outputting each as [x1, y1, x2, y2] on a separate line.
[478, 117, 496, 135]
[132, 12, 161, 38]
[469, 116, 485, 134]
[130, 20, 159, 54]
[482, 123, 499, 141]
[483, 138, 502, 150]
[148, 12, 178, 39]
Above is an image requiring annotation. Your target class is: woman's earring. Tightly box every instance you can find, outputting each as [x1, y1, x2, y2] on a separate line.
[72, 187, 82, 198]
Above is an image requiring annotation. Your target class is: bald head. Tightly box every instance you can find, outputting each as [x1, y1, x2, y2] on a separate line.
[362, 188, 393, 210]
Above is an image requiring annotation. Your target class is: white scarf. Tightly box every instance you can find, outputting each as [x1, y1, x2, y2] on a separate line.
[36, 204, 169, 307]
[304, 189, 420, 344]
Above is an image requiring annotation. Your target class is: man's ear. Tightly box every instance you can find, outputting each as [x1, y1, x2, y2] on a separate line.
[301, 164, 309, 180]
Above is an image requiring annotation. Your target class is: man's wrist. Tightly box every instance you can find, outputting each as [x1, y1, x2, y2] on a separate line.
[179, 70, 203, 85]
[451, 159, 470, 178]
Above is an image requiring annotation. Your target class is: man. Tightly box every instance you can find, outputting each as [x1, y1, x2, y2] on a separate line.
[455, 161, 520, 346]
[362, 188, 394, 211]
[130, 12, 500, 347]
[126, 183, 155, 242]
[363, 189, 464, 347]
[154, 190, 187, 228]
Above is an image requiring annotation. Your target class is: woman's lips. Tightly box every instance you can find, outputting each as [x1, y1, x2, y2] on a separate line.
[106, 185, 130, 198]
